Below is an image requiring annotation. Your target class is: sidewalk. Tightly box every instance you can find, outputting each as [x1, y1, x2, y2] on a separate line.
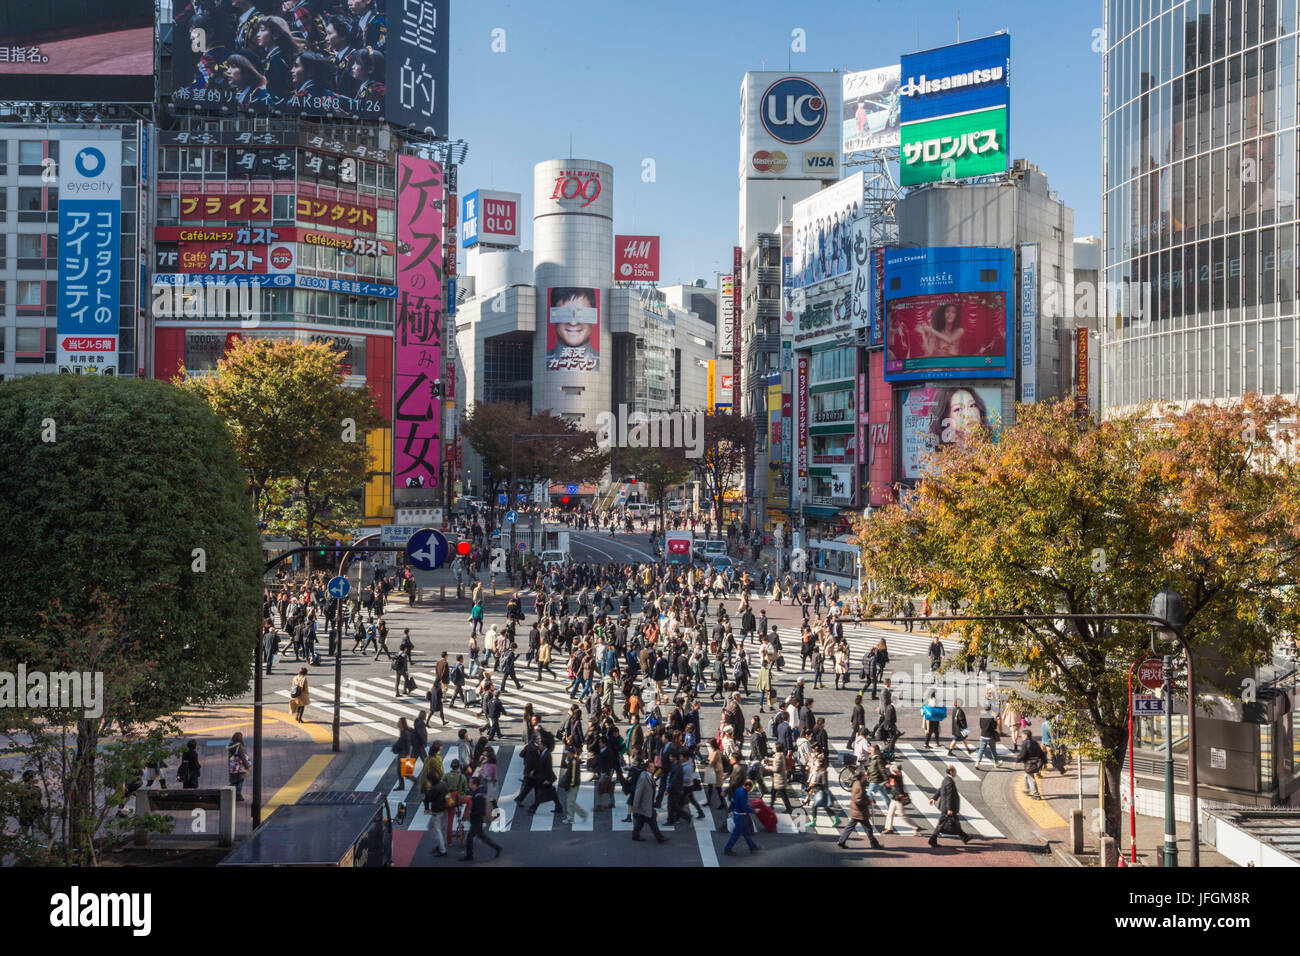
[1004, 756, 1231, 867]
[106, 700, 372, 864]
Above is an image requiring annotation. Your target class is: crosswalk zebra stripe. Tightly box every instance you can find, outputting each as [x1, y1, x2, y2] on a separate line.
[893, 750, 1002, 838]
[895, 743, 981, 783]
[356, 751, 395, 791]
[272, 689, 388, 730]
[491, 748, 523, 833]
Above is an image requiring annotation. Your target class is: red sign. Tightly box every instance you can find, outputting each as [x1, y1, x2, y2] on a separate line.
[269, 246, 294, 270]
[733, 245, 742, 401]
[177, 243, 292, 274]
[667, 538, 691, 555]
[61, 337, 115, 351]
[1136, 658, 1165, 691]
[551, 169, 602, 207]
[483, 198, 517, 236]
[614, 235, 660, 282]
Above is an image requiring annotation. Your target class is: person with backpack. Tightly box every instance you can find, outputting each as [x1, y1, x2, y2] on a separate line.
[392, 648, 412, 697]
[1015, 729, 1046, 798]
[973, 704, 1003, 769]
[449, 655, 468, 707]
[226, 732, 250, 802]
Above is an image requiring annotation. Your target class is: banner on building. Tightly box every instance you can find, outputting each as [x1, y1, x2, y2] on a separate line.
[898, 384, 1004, 479]
[843, 66, 902, 153]
[546, 287, 600, 373]
[1075, 327, 1090, 418]
[797, 357, 809, 493]
[394, 156, 445, 492]
[614, 235, 660, 282]
[1019, 242, 1038, 402]
[733, 246, 743, 398]
[792, 172, 864, 289]
[719, 274, 735, 354]
[58, 136, 122, 374]
[850, 217, 873, 330]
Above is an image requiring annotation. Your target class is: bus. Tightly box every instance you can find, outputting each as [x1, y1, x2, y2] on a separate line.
[806, 535, 861, 593]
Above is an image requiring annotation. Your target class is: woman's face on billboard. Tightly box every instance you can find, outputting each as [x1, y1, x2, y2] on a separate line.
[948, 389, 983, 437]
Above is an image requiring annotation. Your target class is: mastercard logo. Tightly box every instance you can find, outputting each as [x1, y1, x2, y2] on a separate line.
[270, 246, 293, 269]
[752, 150, 788, 174]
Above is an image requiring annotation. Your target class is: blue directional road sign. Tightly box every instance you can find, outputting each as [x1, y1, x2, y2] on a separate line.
[505, 510, 518, 524]
[566, 484, 579, 494]
[406, 528, 449, 570]
[327, 575, 350, 599]
[497, 493, 507, 505]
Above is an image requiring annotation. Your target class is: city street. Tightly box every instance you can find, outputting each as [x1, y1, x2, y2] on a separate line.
[232, 531, 1050, 867]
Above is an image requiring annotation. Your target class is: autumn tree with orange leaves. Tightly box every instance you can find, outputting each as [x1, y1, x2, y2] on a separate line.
[855, 397, 1300, 841]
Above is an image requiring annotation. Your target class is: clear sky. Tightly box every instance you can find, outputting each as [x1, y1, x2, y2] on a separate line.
[449, 0, 1103, 285]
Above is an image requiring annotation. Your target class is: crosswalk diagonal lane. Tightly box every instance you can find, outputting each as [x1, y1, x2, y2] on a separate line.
[894, 746, 1003, 838]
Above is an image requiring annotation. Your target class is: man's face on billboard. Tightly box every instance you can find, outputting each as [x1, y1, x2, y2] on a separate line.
[553, 294, 595, 348]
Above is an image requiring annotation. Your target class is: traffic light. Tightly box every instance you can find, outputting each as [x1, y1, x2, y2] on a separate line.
[561, 495, 570, 505]
[455, 540, 471, 557]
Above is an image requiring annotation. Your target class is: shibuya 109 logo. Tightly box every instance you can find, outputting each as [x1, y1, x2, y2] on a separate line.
[1, 664, 104, 719]
[595, 405, 705, 459]
[151, 280, 258, 326]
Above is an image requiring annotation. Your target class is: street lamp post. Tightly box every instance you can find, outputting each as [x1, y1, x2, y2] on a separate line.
[1150, 586, 1198, 869]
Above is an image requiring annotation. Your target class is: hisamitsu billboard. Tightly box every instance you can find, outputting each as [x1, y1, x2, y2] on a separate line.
[900, 33, 1010, 124]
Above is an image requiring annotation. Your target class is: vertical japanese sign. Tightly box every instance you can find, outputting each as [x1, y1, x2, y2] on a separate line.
[850, 216, 872, 330]
[388, 0, 451, 136]
[1019, 242, 1038, 402]
[732, 246, 743, 403]
[796, 356, 809, 494]
[394, 155, 445, 492]
[857, 370, 868, 467]
[58, 136, 121, 374]
[870, 247, 885, 346]
[1075, 328, 1090, 419]
[718, 274, 735, 354]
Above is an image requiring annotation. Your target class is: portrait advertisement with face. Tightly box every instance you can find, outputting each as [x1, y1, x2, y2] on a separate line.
[898, 385, 1003, 479]
[884, 291, 1008, 373]
[546, 287, 600, 373]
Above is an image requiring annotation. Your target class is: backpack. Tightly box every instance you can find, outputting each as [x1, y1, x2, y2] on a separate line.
[768, 712, 782, 740]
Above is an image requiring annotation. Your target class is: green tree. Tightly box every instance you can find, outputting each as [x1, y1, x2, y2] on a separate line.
[0, 376, 262, 861]
[180, 337, 385, 568]
[694, 410, 756, 531]
[617, 443, 692, 534]
[855, 397, 1300, 840]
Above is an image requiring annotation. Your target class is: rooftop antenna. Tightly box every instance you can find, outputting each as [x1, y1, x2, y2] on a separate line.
[569, 134, 572, 158]
[957, 11, 961, 41]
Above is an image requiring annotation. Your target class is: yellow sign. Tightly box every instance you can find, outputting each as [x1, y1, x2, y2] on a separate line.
[707, 360, 716, 411]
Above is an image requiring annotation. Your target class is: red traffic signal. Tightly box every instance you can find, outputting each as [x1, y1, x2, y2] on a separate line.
[561, 496, 570, 504]
[455, 540, 471, 556]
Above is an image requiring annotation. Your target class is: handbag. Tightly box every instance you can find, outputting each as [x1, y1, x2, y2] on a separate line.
[399, 756, 416, 778]
[290, 683, 302, 698]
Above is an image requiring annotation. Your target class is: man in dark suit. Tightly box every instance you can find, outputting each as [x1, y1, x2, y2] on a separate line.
[928, 766, 971, 846]
[461, 776, 503, 862]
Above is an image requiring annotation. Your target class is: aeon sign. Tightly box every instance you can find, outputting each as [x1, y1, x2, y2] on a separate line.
[760, 76, 827, 145]
[551, 169, 602, 208]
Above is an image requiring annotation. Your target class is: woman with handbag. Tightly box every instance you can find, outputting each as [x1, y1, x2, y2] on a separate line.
[392, 718, 414, 791]
[880, 763, 923, 835]
[227, 732, 251, 802]
[289, 667, 310, 722]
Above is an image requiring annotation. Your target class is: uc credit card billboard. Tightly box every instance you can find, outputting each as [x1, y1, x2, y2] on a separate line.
[899, 33, 1010, 185]
[883, 247, 1014, 382]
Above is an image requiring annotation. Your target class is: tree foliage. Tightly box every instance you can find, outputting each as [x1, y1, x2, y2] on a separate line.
[616, 443, 692, 532]
[179, 338, 385, 563]
[461, 401, 607, 504]
[694, 410, 756, 528]
[855, 397, 1300, 839]
[0, 376, 262, 860]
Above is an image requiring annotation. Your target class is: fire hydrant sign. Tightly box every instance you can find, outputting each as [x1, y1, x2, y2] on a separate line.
[1136, 657, 1164, 691]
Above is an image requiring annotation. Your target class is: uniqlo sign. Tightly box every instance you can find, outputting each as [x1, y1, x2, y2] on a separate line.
[614, 234, 660, 282]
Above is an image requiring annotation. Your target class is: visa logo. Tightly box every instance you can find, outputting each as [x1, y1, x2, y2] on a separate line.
[803, 152, 836, 171]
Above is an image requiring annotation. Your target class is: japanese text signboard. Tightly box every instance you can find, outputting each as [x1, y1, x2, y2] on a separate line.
[58, 136, 121, 374]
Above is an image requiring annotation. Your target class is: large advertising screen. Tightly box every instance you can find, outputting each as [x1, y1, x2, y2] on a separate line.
[58, 136, 122, 374]
[615, 235, 660, 282]
[164, 0, 448, 133]
[883, 247, 1014, 382]
[394, 156, 444, 492]
[899, 33, 1010, 186]
[740, 72, 842, 180]
[0, 0, 154, 101]
[791, 172, 863, 289]
[546, 287, 600, 373]
[898, 384, 1003, 479]
[843, 66, 901, 153]
[461, 189, 520, 248]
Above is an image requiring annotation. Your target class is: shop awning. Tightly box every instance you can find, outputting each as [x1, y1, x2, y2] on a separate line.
[801, 505, 841, 519]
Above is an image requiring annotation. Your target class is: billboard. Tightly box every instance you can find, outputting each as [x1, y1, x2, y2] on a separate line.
[899, 34, 1010, 186]
[901, 107, 1008, 186]
[741, 72, 842, 180]
[58, 136, 122, 374]
[1075, 328, 1090, 418]
[732, 246, 742, 396]
[869, 246, 886, 346]
[0, 0, 154, 102]
[849, 217, 873, 330]
[898, 385, 1003, 479]
[394, 156, 445, 492]
[883, 247, 1014, 382]
[718, 274, 735, 354]
[461, 190, 520, 248]
[866, 350, 892, 506]
[842, 66, 901, 153]
[184, 329, 368, 377]
[614, 235, 660, 282]
[546, 287, 600, 373]
[163, 0, 449, 134]
[796, 357, 809, 493]
[791, 173, 863, 289]
[1019, 243, 1038, 402]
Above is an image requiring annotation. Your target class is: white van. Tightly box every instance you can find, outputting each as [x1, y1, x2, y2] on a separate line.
[625, 501, 658, 517]
[693, 539, 727, 560]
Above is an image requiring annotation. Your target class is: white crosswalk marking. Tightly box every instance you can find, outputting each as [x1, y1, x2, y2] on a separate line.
[492, 748, 523, 833]
[894, 748, 1002, 838]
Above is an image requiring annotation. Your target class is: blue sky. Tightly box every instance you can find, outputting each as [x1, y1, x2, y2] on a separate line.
[449, 0, 1103, 285]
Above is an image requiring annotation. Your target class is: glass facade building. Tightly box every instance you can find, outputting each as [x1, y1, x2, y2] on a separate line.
[1103, 0, 1300, 409]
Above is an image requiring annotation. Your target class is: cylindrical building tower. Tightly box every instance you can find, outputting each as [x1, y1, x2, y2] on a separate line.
[532, 159, 614, 428]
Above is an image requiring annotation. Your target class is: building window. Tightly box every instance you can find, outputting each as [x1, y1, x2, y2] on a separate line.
[14, 327, 44, 360]
[18, 140, 43, 165]
[18, 187, 42, 211]
[16, 281, 42, 307]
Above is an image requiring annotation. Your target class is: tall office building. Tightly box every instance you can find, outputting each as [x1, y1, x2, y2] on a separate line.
[1102, 0, 1300, 411]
